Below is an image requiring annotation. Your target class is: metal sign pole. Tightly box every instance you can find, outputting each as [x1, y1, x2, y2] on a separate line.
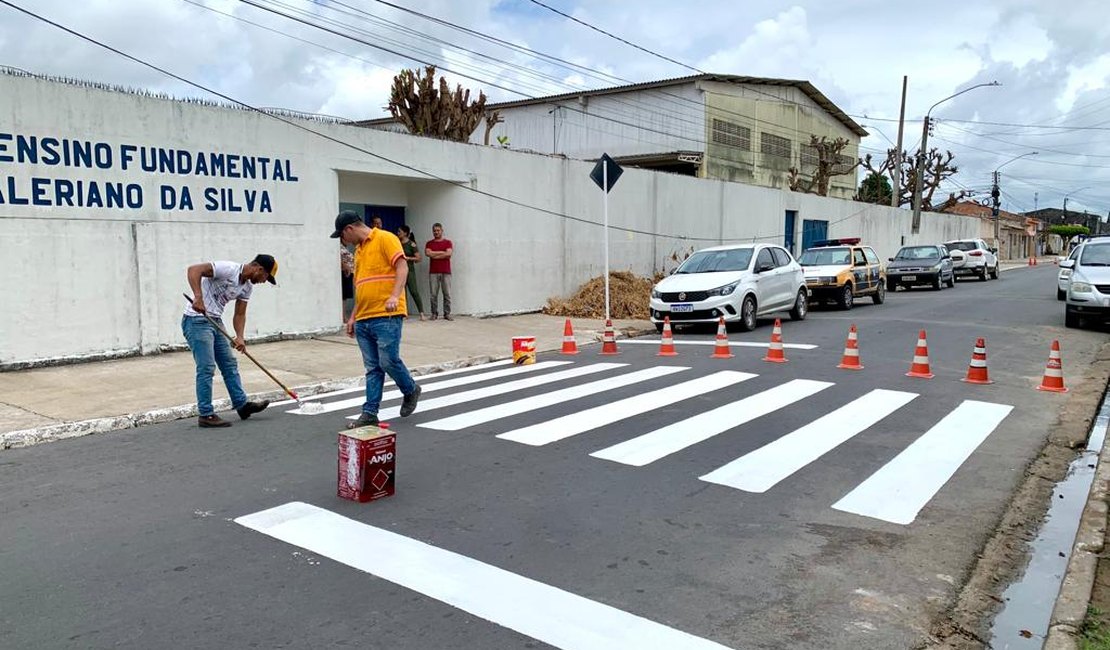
[603, 160, 610, 322]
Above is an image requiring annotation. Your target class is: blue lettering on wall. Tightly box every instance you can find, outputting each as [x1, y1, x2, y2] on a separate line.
[0, 134, 301, 214]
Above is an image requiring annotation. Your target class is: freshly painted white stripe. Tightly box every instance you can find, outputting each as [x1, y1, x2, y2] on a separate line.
[292, 361, 571, 415]
[420, 366, 689, 431]
[699, 389, 918, 493]
[274, 359, 516, 406]
[349, 363, 626, 421]
[236, 503, 731, 650]
[498, 371, 753, 447]
[622, 339, 817, 350]
[832, 400, 1013, 525]
[591, 379, 830, 467]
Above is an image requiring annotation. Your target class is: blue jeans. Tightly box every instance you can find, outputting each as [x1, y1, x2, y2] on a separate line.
[355, 316, 416, 416]
[182, 316, 248, 417]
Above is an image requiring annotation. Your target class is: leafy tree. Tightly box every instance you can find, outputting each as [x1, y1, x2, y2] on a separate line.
[856, 172, 892, 204]
[1049, 224, 1090, 239]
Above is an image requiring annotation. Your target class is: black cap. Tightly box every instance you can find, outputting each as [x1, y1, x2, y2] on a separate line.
[253, 254, 278, 285]
[330, 210, 362, 239]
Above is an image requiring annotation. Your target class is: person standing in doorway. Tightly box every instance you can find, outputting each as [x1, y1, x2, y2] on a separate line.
[397, 225, 426, 321]
[183, 255, 276, 428]
[340, 244, 355, 321]
[370, 215, 383, 229]
[424, 222, 453, 321]
[331, 210, 421, 428]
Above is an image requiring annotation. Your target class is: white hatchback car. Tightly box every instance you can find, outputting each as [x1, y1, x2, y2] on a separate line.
[650, 244, 808, 331]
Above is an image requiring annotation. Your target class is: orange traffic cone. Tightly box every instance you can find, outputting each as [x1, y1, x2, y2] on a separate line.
[906, 330, 935, 379]
[763, 319, 787, 363]
[657, 317, 678, 356]
[1037, 340, 1067, 392]
[961, 337, 993, 384]
[560, 319, 579, 355]
[836, 324, 863, 370]
[710, 317, 734, 359]
[600, 319, 619, 356]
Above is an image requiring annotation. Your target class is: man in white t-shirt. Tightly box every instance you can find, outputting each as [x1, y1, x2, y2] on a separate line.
[183, 255, 277, 428]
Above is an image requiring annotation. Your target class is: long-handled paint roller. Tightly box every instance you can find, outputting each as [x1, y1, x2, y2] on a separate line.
[182, 293, 325, 414]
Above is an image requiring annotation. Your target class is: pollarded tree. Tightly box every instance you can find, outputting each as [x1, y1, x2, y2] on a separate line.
[388, 65, 489, 143]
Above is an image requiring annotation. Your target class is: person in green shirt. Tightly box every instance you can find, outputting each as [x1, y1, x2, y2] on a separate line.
[397, 225, 426, 321]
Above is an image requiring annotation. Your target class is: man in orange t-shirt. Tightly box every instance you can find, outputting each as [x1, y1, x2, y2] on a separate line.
[331, 211, 421, 428]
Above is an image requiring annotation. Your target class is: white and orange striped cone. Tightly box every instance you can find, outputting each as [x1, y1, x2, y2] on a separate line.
[836, 324, 863, 370]
[1037, 340, 1067, 393]
[710, 317, 734, 359]
[763, 319, 787, 363]
[961, 337, 993, 384]
[560, 319, 579, 355]
[906, 329, 935, 379]
[599, 319, 619, 356]
[657, 317, 678, 357]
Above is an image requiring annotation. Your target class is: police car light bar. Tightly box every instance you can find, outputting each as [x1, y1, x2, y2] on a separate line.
[812, 238, 861, 247]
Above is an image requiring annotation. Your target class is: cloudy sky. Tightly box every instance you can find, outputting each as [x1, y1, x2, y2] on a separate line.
[1, 0, 1107, 216]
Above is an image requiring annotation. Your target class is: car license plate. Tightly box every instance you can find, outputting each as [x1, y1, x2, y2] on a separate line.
[671, 303, 694, 313]
[902, 275, 916, 281]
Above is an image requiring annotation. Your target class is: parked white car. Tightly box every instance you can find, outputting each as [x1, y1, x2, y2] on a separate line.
[945, 238, 1000, 281]
[1058, 245, 1082, 300]
[650, 244, 808, 331]
[1064, 238, 1110, 328]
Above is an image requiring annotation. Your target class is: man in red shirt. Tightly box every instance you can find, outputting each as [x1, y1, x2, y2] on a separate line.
[424, 222, 454, 321]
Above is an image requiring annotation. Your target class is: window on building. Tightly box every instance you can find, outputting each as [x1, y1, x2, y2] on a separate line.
[761, 133, 792, 159]
[832, 153, 856, 175]
[800, 144, 819, 168]
[711, 119, 751, 150]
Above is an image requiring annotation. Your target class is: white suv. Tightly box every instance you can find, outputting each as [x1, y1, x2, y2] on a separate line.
[1064, 238, 1110, 329]
[650, 244, 808, 331]
[946, 239, 1000, 281]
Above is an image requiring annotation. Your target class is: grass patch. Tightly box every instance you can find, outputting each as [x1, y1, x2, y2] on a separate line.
[1081, 606, 1110, 650]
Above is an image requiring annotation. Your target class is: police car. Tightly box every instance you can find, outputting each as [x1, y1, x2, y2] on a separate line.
[797, 238, 886, 309]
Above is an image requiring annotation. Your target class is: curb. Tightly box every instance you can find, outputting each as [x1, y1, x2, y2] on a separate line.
[1044, 414, 1110, 649]
[0, 327, 654, 451]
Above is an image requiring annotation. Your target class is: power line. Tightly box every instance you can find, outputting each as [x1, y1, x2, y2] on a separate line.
[230, 0, 847, 160]
[853, 114, 1110, 132]
[0, 0, 883, 247]
[527, 0, 701, 74]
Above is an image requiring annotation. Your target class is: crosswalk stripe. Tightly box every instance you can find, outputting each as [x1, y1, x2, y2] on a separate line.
[291, 360, 572, 415]
[236, 502, 732, 650]
[699, 389, 918, 493]
[274, 360, 514, 406]
[350, 363, 627, 421]
[497, 371, 755, 447]
[590, 379, 832, 467]
[831, 400, 1013, 525]
[621, 340, 818, 350]
[420, 366, 690, 432]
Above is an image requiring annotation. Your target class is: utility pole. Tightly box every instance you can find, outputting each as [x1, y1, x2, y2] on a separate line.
[992, 171, 1001, 251]
[911, 82, 1000, 234]
[910, 116, 930, 233]
[893, 76, 907, 208]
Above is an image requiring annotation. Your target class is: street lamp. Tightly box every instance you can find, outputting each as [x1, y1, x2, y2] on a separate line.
[911, 81, 1001, 233]
[992, 151, 1038, 248]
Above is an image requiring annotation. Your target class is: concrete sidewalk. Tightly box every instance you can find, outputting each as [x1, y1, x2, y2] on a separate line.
[0, 314, 652, 449]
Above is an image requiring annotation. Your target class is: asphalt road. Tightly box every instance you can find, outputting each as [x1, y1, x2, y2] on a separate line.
[2, 265, 1108, 650]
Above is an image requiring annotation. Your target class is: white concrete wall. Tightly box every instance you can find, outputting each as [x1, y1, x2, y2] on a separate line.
[0, 72, 977, 366]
